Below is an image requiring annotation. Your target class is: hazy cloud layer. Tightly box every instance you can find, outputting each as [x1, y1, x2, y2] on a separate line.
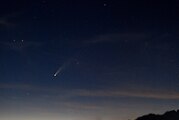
[0, 12, 20, 27]
[84, 33, 152, 44]
[0, 83, 178, 100]
[73, 89, 179, 100]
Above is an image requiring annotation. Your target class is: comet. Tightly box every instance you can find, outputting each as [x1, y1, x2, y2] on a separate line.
[53, 59, 72, 77]
[54, 67, 63, 77]
[53, 58, 79, 77]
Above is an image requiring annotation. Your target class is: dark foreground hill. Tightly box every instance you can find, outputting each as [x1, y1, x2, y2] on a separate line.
[135, 110, 179, 120]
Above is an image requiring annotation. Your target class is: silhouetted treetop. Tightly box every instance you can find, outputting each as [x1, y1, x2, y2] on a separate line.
[135, 109, 179, 120]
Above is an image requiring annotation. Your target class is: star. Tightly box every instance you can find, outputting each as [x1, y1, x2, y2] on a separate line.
[103, 3, 107, 7]
[42, 0, 47, 4]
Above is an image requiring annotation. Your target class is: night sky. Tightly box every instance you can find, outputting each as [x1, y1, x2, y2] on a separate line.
[0, 0, 179, 120]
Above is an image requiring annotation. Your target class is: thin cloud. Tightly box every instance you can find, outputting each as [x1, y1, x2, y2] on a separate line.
[0, 84, 41, 91]
[72, 88, 179, 100]
[0, 84, 56, 92]
[0, 83, 74, 94]
[55, 101, 102, 110]
[0, 12, 20, 27]
[1, 83, 179, 100]
[0, 20, 13, 27]
[84, 33, 151, 44]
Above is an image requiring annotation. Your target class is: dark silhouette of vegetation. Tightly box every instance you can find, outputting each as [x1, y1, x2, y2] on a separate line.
[135, 110, 179, 120]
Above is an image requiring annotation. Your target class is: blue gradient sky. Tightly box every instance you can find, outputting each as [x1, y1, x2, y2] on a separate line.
[0, 0, 179, 120]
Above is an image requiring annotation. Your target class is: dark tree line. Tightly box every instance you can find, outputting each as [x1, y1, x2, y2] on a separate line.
[135, 110, 179, 120]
